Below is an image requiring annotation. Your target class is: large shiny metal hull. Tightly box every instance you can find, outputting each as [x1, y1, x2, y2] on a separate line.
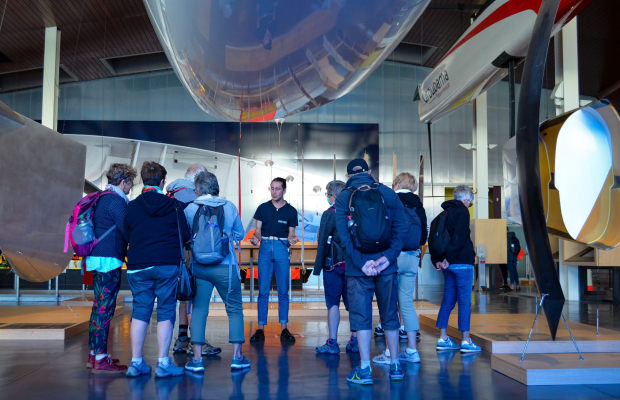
[0, 102, 86, 282]
[144, 0, 430, 121]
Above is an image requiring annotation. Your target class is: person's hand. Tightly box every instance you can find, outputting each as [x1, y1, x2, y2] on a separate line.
[374, 256, 390, 273]
[250, 236, 260, 246]
[435, 261, 443, 270]
[288, 235, 298, 246]
[441, 259, 450, 269]
[361, 260, 377, 276]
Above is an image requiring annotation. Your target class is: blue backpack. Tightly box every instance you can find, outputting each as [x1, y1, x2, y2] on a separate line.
[402, 205, 422, 251]
[190, 205, 230, 265]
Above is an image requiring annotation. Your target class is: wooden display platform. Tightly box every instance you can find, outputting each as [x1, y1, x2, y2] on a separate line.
[418, 312, 620, 354]
[0, 304, 123, 340]
[492, 353, 620, 385]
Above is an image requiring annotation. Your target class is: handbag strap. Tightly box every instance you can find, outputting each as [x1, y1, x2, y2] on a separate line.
[174, 205, 185, 260]
[174, 205, 191, 277]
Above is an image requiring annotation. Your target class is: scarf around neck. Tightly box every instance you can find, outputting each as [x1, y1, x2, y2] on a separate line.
[141, 185, 163, 194]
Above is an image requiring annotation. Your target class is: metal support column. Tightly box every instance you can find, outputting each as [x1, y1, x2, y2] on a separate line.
[42, 27, 60, 131]
[473, 92, 489, 220]
[14, 273, 19, 302]
[473, 92, 489, 289]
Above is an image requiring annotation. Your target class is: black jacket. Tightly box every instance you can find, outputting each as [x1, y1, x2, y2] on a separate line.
[313, 206, 345, 275]
[90, 192, 129, 261]
[335, 173, 407, 276]
[397, 191, 428, 246]
[431, 199, 475, 265]
[124, 191, 190, 271]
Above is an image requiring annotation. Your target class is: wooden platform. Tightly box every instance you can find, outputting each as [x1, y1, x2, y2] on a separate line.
[492, 353, 620, 385]
[418, 312, 620, 354]
[0, 304, 123, 340]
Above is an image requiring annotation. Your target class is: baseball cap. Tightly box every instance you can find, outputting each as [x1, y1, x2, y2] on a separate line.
[347, 159, 369, 175]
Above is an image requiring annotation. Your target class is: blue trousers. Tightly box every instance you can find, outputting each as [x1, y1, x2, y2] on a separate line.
[436, 264, 474, 332]
[257, 239, 290, 325]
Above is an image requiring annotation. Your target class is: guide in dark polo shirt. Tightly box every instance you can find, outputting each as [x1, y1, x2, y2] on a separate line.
[248, 177, 298, 344]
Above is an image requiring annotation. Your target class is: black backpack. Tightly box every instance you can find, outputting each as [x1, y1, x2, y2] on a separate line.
[428, 210, 451, 260]
[402, 205, 422, 251]
[508, 234, 521, 255]
[346, 183, 392, 254]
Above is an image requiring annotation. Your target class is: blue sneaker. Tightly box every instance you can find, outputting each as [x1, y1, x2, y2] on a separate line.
[436, 337, 460, 351]
[398, 349, 421, 363]
[389, 362, 405, 380]
[346, 337, 359, 353]
[316, 339, 340, 355]
[155, 359, 184, 378]
[184, 358, 205, 373]
[230, 355, 251, 370]
[346, 366, 373, 385]
[460, 339, 482, 353]
[126, 360, 152, 377]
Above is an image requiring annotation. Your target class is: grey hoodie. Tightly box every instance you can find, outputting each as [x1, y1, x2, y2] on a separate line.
[166, 178, 197, 203]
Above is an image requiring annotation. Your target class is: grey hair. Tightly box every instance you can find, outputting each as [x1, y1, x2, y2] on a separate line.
[454, 185, 474, 202]
[194, 171, 219, 196]
[185, 164, 208, 181]
[326, 180, 345, 197]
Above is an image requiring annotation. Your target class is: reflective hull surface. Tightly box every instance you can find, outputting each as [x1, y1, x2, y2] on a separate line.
[144, 0, 430, 121]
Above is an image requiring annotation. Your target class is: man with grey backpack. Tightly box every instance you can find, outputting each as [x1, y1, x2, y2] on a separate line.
[183, 171, 250, 373]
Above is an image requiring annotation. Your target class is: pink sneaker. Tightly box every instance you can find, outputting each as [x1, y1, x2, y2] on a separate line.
[92, 356, 127, 373]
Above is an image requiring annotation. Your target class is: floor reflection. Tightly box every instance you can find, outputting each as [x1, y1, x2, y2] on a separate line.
[2, 289, 620, 400]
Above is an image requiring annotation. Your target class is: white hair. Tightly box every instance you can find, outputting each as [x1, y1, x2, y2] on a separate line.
[454, 185, 474, 202]
[185, 164, 207, 181]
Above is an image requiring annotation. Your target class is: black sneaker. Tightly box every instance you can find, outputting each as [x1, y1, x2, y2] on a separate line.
[374, 325, 384, 337]
[250, 329, 265, 343]
[416, 331, 421, 343]
[398, 328, 408, 340]
[280, 328, 296, 344]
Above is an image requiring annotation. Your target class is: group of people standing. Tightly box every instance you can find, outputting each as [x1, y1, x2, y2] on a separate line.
[84, 157, 481, 385]
[312, 159, 481, 384]
[85, 161, 249, 377]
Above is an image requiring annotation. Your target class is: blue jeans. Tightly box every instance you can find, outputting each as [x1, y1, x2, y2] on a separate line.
[436, 264, 474, 332]
[257, 239, 290, 325]
[507, 254, 519, 285]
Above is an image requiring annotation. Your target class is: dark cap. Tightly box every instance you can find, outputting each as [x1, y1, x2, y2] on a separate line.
[347, 158, 369, 175]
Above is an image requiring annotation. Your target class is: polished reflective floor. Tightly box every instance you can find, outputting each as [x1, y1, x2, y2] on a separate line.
[0, 290, 619, 400]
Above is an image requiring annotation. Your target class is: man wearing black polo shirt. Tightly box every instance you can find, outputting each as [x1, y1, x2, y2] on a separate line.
[249, 177, 298, 344]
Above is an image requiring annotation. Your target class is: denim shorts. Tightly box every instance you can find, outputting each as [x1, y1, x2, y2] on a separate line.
[323, 267, 348, 310]
[127, 265, 178, 324]
[347, 273, 399, 331]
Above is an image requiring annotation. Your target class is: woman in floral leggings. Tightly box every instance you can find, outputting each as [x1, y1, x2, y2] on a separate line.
[85, 163, 136, 373]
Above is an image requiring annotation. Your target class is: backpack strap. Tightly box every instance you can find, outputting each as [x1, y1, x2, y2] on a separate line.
[192, 204, 208, 235]
[347, 184, 371, 211]
[167, 187, 186, 198]
[211, 205, 226, 234]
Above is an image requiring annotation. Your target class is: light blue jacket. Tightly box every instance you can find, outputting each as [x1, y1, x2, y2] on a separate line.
[184, 194, 244, 268]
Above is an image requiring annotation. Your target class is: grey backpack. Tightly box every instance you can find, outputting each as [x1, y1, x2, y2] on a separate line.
[191, 205, 230, 265]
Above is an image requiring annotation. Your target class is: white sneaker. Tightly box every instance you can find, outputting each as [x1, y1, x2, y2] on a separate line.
[372, 350, 391, 365]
